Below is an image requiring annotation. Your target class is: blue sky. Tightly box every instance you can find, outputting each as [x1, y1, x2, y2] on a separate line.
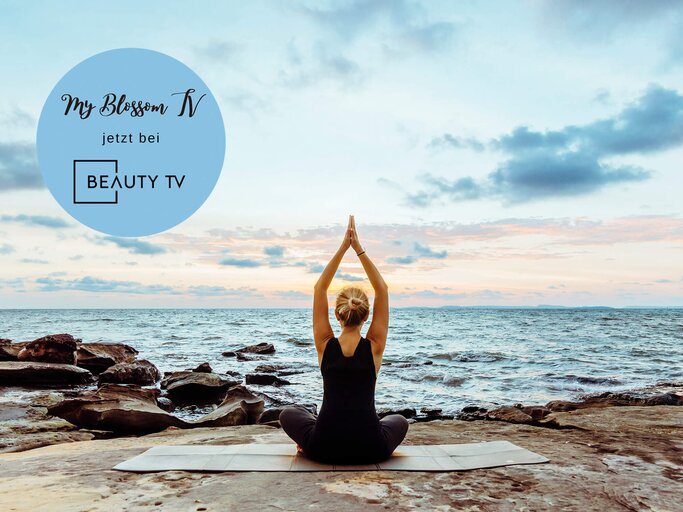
[1, 0, 683, 307]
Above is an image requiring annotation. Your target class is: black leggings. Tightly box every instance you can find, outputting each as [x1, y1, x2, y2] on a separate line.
[279, 405, 409, 463]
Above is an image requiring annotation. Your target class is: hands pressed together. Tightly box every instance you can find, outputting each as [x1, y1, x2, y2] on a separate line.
[341, 215, 364, 255]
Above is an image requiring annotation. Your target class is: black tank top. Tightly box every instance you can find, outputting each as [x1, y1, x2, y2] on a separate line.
[309, 335, 385, 464]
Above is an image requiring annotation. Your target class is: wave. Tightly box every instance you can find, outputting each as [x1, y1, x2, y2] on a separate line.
[550, 373, 623, 386]
[433, 351, 507, 363]
[442, 375, 467, 387]
[286, 337, 312, 346]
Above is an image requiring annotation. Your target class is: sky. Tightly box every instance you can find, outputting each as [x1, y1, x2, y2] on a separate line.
[1, 0, 683, 308]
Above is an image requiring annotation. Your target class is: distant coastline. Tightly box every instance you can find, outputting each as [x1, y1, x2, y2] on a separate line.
[1, 305, 683, 310]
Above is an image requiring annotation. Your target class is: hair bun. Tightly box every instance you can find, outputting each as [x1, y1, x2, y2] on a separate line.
[349, 297, 361, 309]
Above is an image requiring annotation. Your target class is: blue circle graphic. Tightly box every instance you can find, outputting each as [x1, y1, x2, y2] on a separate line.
[36, 48, 226, 237]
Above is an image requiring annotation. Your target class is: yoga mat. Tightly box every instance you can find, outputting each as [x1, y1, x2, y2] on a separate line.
[113, 440, 549, 472]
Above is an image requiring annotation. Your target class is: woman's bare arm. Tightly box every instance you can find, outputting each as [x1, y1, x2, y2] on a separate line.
[312, 218, 352, 348]
[349, 216, 389, 351]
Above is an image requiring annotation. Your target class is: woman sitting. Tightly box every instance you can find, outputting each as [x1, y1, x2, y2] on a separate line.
[279, 215, 409, 464]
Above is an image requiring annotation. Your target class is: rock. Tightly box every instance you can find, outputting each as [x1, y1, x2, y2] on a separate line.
[0, 361, 94, 386]
[233, 342, 276, 355]
[0, 340, 27, 361]
[461, 405, 486, 414]
[17, 334, 78, 365]
[253, 364, 277, 373]
[192, 362, 212, 373]
[412, 407, 454, 422]
[48, 384, 189, 434]
[161, 371, 240, 404]
[286, 337, 312, 346]
[0, 401, 93, 453]
[221, 351, 253, 361]
[156, 397, 175, 412]
[253, 364, 303, 377]
[193, 385, 264, 427]
[257, 407, 286, 425]
[225, 370, 242, 378]
[76, 342, 138, 374]
[98, 359, 161, 386]
[547, 391, 683, 412]
[520, 405, 552, 421]
[2, 406, 681, 510]
[486, 406, 534, 424]
[378, 407, 416, 419]
[245, 373, 291, 386]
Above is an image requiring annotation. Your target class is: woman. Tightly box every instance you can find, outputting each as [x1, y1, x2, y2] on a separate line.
[279, 215, 409, 464]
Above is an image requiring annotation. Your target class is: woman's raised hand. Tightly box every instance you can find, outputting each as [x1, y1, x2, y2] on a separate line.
[349, 215, 363, 254]
[340, 215, 353, 252]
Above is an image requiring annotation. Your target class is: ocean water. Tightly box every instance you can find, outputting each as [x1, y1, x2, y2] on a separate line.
[1, 308, 682, 414]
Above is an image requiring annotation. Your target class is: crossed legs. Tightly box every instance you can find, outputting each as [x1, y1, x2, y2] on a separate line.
[379, 413, 409, 458]
[279, 405, 410, 461]
[279, 405, 317, 455]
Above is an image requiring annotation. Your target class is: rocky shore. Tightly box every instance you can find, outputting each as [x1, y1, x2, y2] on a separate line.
[0, 333, 682, 510]
[0, 406, 680, 511]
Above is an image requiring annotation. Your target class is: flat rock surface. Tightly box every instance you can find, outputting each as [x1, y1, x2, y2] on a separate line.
[0, 406, 680, 511]
[0, 361, 94, 386]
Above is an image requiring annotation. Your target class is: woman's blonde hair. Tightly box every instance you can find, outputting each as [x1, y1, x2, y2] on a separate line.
[335, 286, 370, 327]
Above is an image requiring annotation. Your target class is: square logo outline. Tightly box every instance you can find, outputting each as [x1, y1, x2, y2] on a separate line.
[73, 159, 119, 204]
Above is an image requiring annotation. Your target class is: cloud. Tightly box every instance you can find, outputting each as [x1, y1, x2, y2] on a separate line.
[0, 142, 43, 191]
[222, 91, 270, 115]
[0, 243, 14, 254]
[33, 275, 261, 297]
[219, 257, 262, 267]
[264, 245, 286, 257]
[386, 255, 417, 264]
[186, 285, 261, 297]
[299, 0, 403, 39]
[273, 290, 311, 300]
[413, 242, 447, 259]
[307, 263, 325, 273]
[102, 236, 167, 255]
[193, 39, 242, 62]
[0, 214, 71, 228]
[485, 153, 648, 204]
[285, 1, 460, 88]
[407, 84, 683, 206]
[405, 174, 482, 206]
[20, 258, 49, 264]
[538, 1, 682, 42]
[335, 271, 364, 282]
[396, 21, 458, 53]
[429, 134, 485, 152]
[298, 0, 459, 54]
[0, 277, 24, 289]
[0, 106, 34, 127]
[386, 242, 447, 265]
[394, 288, 505, 301]
[35, 276, 176, 294]
[280, 40, 364, 89]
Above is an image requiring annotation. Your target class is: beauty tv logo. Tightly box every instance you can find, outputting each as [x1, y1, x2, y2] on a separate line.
[36, 48, 226, 237]
[72, 159, 186, 205]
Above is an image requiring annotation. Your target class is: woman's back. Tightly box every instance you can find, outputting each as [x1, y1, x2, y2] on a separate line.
[309, 336, 385, 463]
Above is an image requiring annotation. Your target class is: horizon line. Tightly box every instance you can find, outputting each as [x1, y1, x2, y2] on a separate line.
[1, 305, 683, 311]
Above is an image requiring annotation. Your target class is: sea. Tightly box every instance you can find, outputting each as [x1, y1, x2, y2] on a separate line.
[1, 308, 682, 415]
